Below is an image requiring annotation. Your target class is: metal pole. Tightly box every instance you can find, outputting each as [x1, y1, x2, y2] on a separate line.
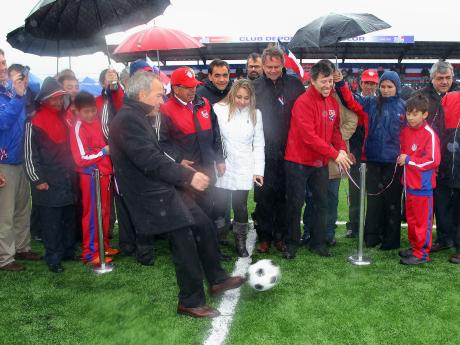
[348, 163, 372, 265]
[92, 169, 114, 274]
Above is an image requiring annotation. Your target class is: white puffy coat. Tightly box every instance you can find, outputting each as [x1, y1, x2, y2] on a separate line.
[213, 103, 265, 190]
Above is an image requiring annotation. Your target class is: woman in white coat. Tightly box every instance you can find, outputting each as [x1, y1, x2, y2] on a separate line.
[213, 79, 265, 257]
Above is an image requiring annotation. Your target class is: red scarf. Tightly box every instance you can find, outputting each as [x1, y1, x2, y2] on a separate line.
[31, 105, 68, 144]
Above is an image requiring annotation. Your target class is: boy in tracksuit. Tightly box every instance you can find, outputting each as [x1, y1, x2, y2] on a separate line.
[69, 91, 119, 266]
[397, 94, 441, 265]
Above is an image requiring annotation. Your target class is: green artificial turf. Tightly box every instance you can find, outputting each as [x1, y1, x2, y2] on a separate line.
[1, 182, 459, 345]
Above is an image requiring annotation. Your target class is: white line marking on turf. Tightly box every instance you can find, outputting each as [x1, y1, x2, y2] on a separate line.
[203, 225, 257, 345]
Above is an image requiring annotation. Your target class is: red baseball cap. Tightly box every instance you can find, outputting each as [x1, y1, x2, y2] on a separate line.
[171, 67, 200, 88]
[361, 69, 379, 83]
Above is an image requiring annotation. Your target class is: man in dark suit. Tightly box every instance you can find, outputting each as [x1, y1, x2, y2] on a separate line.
[109, 71, 244, 318]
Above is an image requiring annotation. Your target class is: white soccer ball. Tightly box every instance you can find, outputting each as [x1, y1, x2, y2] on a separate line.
[247, 259, 281, 291]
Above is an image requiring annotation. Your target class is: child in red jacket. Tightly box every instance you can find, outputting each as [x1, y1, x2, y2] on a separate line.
[397, 94, 441, 265]
[69, 91, 119, 265]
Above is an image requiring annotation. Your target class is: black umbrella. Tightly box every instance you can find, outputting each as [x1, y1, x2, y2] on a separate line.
[7, 26, 106, 58]
[24, 0, 171, 40]
[288, 13, 391, 49]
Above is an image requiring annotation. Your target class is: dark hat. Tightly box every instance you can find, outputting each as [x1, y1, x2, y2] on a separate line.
[129, 59, 153, 77]
[35, 77, 67, 103]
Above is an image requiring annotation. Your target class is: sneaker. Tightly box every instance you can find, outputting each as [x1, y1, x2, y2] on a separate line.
[48, 263, 64, 273]
[398, 248, 412, 258]
[0, 261, 25, 271]
[400, 255, 429, 265]
[345, 229, 357, 238]
[105, 248, 120, 256]
[15, 251, 42, 261]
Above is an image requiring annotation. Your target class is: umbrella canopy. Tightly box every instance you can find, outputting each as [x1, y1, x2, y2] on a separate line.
[113, 26, 203, 55]
[288, 13, 391, 49]
[79, 77, 103, 96]
[24, 0, 171, 40]
[7, 26, 106, 57]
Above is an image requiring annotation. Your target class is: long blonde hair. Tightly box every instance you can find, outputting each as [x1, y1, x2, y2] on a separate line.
[220, 79, 257, 126]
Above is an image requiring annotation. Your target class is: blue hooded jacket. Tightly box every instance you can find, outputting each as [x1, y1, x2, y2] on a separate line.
[336, 71, 406, 163]
[0, 82, 27, 165]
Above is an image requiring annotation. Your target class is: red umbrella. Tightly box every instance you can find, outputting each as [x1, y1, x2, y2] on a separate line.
[114, 26, 203, 54]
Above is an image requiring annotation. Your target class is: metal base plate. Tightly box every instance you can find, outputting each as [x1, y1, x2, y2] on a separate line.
[92, 263, 114, 274]
[348, 255, 372, 266]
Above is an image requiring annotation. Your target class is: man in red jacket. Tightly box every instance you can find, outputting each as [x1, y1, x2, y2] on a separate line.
[284, 61, 351, 259]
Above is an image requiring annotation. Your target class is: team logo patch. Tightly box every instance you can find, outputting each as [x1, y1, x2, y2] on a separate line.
[186, 70, 194, 79]
[328, 110, 336, 121]
[411, 144, 418, 152]
[201, 110, 209, 119]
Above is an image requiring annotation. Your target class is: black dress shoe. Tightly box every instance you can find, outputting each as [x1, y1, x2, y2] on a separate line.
[177, 304, 220, 318]
[282, 250, 296, 260]
[431, 242, 453, 253]
[327, 239, 337, 247]
[309, 246, 331, 257]
[48, 264, 64, 273]
[449, 253, 460, 264]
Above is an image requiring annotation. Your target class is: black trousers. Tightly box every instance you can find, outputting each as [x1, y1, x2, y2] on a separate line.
[285, 161, 329, 250]
[214, 188, 249, 224]
[453, 188, 460, 253]
[254, 158, 287, 243]
[348, 162, 361, 235]
[167, 201, 228, 307]
[39, 205, 76, 266]
[30, 203, 42, 239]
[364, 162, 402, 249]
[115, 193, 138, 255]
[433, 184, 454, 246]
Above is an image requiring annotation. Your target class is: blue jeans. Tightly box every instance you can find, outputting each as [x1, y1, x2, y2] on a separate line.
[303, 178, 341, 242]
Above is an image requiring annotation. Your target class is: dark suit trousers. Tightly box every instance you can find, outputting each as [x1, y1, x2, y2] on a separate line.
[168, 200, 228, 307]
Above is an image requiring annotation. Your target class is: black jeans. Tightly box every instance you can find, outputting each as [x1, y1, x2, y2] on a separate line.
[254, 158, 287, 243]
[214, 188, 249, 223]
[167, 201, 228, 307]
[364, 162, 402, 249]
[285, 161, 329, 251]
[39, 205, 76, 266]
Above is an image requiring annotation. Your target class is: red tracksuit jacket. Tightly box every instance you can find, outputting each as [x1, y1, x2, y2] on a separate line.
[69, 118, 113, 175]
[400, 122, 440, 195]
[285, 86, 346, 167]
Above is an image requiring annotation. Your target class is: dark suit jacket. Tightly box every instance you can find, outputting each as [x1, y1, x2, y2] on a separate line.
[109, 98, 195, 235]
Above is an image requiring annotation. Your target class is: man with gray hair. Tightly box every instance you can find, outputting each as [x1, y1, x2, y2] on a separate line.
[109, 71, 244, 318]
[252, 45, 305, 255]
[415, 61, 459, 253]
